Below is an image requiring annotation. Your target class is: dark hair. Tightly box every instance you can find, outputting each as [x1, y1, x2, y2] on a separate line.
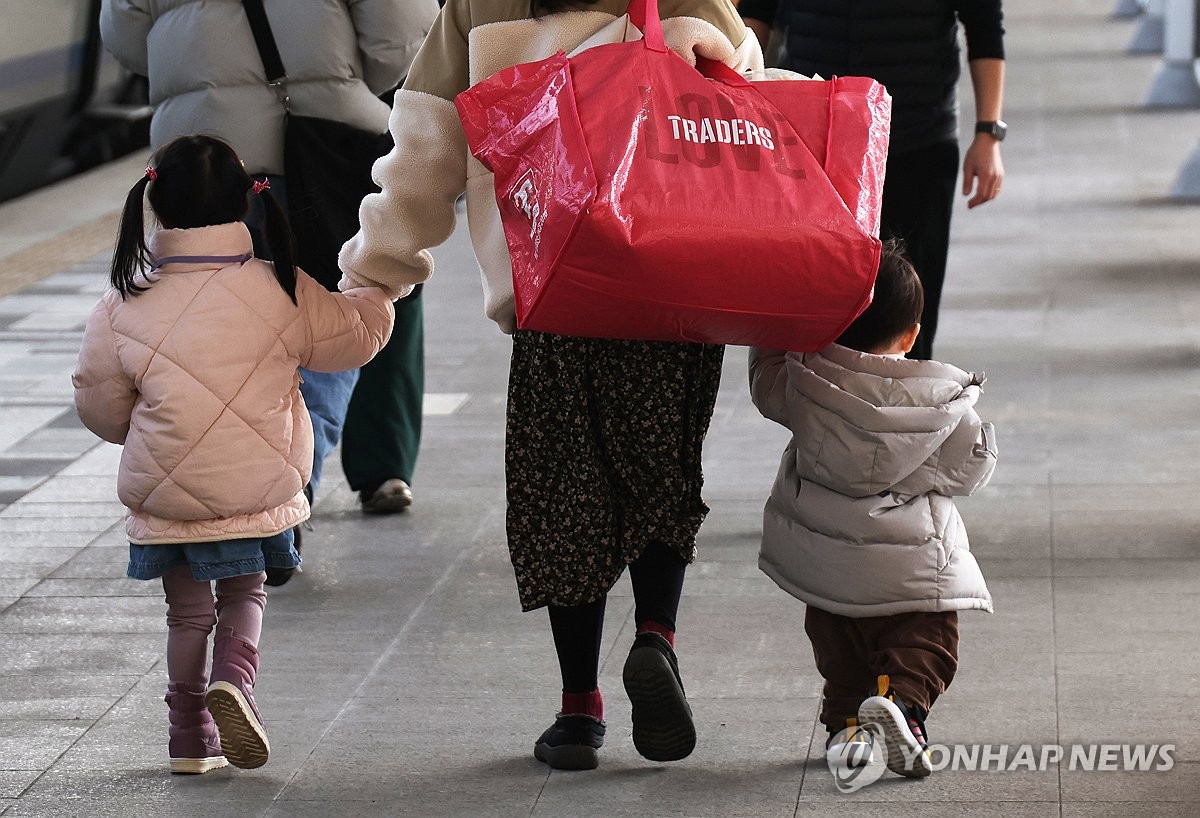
[109, 134, 297, 304]
[530, 0, 600, 17]
[836, 238, 924, 353]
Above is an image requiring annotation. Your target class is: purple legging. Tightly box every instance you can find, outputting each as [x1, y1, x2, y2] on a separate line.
[162, 566, 266, 687]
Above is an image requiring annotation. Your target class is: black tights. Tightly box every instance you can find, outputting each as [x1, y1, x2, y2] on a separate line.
[547, 542, 687, 693]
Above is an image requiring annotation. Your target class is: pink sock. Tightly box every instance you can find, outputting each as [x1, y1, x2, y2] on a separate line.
[638, 620, 675, 649]
[562, 689, 603, 720]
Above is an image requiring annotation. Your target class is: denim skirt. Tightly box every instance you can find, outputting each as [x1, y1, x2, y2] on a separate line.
[127, 529, 300, 581]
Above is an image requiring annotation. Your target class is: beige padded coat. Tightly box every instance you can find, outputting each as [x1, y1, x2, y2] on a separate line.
[749, 344, 998, 617]
[72, 222, 394, 544]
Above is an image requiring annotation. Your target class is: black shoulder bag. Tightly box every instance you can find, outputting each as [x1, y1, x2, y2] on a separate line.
[241, 0, 394, 291]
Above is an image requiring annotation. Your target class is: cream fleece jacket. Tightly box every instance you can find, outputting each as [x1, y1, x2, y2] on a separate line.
[338, 0, 763, 332]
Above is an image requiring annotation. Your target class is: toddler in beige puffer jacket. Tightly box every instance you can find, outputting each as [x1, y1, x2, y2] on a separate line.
[72, 135, 393, 775]
[749, 239, 997, 784]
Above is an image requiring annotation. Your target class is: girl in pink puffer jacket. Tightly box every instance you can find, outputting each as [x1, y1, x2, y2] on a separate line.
[72, 135, 393, 775]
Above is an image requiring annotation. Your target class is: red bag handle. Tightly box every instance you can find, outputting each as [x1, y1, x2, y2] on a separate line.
[627, 0, 752, 88]
[695, 56, 750, 86]
[626, 0, 667, 53]
[627, 0, 748, 77]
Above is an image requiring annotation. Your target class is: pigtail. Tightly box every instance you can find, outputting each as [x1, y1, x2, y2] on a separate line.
[109, 176, 153, 299]
[257, 187, 298, 305]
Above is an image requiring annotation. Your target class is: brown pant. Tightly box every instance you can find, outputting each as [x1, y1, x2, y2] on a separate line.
[805, 606, 959, 731]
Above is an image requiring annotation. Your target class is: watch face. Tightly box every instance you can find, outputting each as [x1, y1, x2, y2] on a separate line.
[978, 120, 1007, 140]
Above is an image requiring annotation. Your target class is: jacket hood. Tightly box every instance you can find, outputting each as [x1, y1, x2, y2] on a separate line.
[787, 344, 985, 497]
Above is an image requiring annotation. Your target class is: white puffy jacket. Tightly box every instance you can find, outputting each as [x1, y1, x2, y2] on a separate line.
[100, 0, 438, 174]
[749, 344, 998, 617]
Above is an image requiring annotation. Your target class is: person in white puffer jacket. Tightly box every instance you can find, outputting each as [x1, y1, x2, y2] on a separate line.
[749, 239, 998, 781]
[99, 0, 435, 176]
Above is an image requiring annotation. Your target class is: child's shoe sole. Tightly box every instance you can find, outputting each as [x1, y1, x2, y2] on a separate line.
[858, 696, 932, 778]
[205, 681, 270, 769]
[169, 755, 229, 774]
[623, 645, 696, 762]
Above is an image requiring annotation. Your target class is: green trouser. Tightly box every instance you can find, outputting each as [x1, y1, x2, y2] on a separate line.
[341, 285, 424, 493]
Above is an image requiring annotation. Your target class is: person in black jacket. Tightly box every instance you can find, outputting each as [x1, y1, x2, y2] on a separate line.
[739, 0, 1006, 360]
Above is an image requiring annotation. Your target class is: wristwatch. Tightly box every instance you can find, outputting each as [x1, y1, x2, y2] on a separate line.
[975, 120, 1007, 141]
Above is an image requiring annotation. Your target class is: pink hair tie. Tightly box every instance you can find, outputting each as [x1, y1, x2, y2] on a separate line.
[252, 178, 271, 195]
[144, 167, 158, 181]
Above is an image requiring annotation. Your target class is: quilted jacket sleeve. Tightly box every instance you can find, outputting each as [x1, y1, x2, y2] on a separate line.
[748, 347, 792, 427]
[297, 273, 396, 373]
[99, 0, 152, 76]
[72, 300, 137, 445]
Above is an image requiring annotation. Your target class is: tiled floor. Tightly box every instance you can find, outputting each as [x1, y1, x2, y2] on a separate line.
[2, 0, 1200, 815]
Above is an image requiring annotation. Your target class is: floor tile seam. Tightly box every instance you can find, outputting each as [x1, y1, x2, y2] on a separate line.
[0, 438, 110, 515]
[597, 603, 636, 679]
[792, 710, 819, 814]
[1048, 474, 1064, 808]
[269, 505, 514, 805]
[0, 332, 87, 343]
[6, 674, 142, 801]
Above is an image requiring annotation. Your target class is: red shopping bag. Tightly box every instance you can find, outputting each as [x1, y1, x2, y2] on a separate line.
[454, 0, 891, 349]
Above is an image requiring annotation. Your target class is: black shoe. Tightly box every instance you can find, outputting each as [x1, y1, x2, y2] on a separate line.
[265, 485, 310, 588]
[622, 631, 696, 762]
[533, 713, 605, 770]
[263, 525, 300, 587]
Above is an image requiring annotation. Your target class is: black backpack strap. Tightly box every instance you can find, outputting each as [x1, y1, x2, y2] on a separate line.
[241, 0, 287, 84]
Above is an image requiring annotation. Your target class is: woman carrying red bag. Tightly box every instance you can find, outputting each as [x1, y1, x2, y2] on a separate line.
[338, 0, 762, 770]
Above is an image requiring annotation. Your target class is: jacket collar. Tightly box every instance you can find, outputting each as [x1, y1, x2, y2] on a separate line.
[147, 222, 254, 269]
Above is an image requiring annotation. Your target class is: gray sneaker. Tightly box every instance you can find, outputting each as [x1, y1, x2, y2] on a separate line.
[360, 478, 413, 514]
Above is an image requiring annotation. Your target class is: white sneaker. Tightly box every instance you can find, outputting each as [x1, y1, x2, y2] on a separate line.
[825, 718, 874, 769]
[857, 675, 933, 778]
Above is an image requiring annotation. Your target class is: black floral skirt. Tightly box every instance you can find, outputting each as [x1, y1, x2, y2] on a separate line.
[505, 330, 724, 611]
